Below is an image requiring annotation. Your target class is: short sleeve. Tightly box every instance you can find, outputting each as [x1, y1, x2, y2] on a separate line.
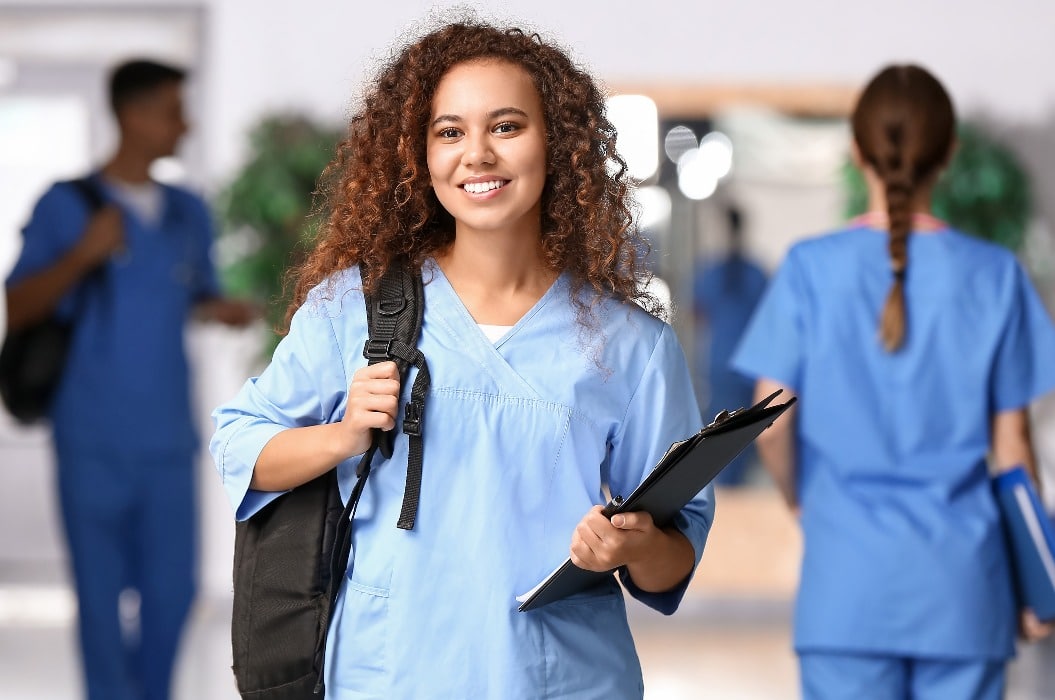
[210, 294, 352, 520]
[990, 262, 1055, 412]
[731, 245, 807, 390]
[607, 324, 714, 615]
[6, 183, 95, 317]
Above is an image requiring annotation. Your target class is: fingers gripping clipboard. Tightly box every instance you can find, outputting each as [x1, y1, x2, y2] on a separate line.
[516, 389, 796, 612]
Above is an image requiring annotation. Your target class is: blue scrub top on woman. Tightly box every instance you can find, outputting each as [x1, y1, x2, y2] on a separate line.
[732, 223, 1055, 661]
[212, 261, 714, 699]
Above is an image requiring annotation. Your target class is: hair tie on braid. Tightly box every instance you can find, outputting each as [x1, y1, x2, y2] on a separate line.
[893, 268, 906, 282]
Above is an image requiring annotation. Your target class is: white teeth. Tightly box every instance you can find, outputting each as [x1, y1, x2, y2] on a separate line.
[463, 180, 505, 194]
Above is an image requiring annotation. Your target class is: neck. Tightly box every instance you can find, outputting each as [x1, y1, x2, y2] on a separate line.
[436, 225, 556, 325]
[102, 142, 156, 184]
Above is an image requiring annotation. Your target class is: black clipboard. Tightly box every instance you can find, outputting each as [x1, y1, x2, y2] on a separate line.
[516, 389, 796, 612]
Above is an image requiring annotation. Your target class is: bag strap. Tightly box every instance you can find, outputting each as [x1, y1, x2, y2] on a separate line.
[66, 177, 108, 302]
[69, 177, 106, 212]
[362, 262, 430, 530]
[314, 261, 428, 695]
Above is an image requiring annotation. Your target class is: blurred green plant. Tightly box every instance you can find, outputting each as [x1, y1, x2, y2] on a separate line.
[215, 115, 343, 352]
[844, 123, 1031, 251]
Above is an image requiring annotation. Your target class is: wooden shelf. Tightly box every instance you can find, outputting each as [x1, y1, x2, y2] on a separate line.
[608, 82, 858, 119]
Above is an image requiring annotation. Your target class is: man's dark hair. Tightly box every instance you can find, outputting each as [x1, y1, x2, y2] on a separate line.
[109, 59, 186, 114]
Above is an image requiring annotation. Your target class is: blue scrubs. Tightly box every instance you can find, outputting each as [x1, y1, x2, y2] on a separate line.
[212, 261, 713, 699]
[799, 652, 1005, 700]
[7, 175, 220, 700]
[732, 224, 1055, 698]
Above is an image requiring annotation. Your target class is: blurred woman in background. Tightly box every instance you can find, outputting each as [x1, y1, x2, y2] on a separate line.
[733, 64, 1055, 699]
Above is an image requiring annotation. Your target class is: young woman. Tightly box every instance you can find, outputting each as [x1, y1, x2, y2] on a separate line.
[211, 20, 712, 699]
[733, 64, 1055, 699]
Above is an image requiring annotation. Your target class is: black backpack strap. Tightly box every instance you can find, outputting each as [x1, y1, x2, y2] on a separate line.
[67, 176, 108, 292]
[313, 443, 374, 695]
[361, 262, 430, 531]
[69, 177, 106, 212]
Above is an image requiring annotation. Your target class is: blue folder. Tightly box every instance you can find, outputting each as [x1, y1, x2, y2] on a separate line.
[992, 466, 1055, 622]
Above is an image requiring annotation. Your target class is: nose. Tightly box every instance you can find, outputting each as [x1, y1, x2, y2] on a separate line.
[462, 132, 495, 167]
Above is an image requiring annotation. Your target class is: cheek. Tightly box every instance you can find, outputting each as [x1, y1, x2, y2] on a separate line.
[523, 138, 548, 177]
[425, 147, 448, 184]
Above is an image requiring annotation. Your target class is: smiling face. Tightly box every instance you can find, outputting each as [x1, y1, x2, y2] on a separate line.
[426, 59, 548, 241]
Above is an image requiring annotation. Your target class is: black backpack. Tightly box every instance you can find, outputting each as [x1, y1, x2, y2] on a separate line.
[231, 261, 430, 699]
[0, 178, 105, 424]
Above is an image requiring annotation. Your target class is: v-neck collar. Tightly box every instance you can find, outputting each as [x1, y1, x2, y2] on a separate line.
[424, 259, 568, 400]
[93, 171, 173, 232]
[425, 258, 566, 351]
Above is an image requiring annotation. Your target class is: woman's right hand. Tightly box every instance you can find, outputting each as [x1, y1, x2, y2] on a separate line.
[340, 361, 401, 458]
[251, 361, 401, 492]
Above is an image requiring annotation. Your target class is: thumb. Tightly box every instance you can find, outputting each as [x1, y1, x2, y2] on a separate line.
[611, 511, 653, 531]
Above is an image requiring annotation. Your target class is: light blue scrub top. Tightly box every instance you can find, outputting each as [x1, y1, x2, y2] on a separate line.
[211, 261, 713, 699]
[6, 176, 220, 453]
[733, 225, 1055, 660]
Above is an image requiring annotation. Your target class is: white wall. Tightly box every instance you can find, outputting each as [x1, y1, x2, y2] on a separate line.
[22, 0, 1053, 186]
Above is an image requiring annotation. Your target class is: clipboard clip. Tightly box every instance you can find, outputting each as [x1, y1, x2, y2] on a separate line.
[707, 407, 744, 429]
[705, 389, 785, 431]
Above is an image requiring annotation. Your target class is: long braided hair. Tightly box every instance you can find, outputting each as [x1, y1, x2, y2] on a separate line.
[851, 65, 955, 351]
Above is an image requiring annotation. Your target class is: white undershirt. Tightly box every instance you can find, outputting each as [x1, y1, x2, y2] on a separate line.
[105, 178, 164, 227]
[478, 323, 513, 343]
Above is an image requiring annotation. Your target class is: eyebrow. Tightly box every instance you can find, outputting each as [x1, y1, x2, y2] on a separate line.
[430, 107, 531, 127]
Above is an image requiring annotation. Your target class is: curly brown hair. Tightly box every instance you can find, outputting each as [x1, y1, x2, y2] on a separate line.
[283, 18, 657, 330]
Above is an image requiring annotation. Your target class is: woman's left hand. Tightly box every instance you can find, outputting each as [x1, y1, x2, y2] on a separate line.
[569, 505, 695, 593]
[569, 505, 663, 572]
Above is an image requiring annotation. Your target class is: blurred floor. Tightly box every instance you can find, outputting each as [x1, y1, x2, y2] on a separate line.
[0, 586, 792, 700]
[1, 586, 1052, 699]
[2, 413, 1052, 699]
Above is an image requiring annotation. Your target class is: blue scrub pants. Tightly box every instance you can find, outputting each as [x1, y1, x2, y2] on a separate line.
[56, 444, 196, 700]
[800, 652, 1005, 700]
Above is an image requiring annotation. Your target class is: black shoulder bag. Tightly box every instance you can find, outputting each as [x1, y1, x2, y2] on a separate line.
[231, 261, 430, 699]
[0, 178, 105, 424]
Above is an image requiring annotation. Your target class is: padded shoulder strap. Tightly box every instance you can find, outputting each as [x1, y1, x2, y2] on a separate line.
[68, 177, 106, 212]
[361, 261, 430, 530]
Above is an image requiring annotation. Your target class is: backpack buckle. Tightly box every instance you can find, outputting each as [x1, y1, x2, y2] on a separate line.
[403, 402, 422, 436]
[377, 294, 406, 316]
[363, 339, 392, 361]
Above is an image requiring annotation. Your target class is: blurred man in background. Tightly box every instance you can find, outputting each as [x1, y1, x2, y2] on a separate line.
[4, 59, 255, 700]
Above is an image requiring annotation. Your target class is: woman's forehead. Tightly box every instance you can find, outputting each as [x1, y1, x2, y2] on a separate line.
[431, 60, 541, 115]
